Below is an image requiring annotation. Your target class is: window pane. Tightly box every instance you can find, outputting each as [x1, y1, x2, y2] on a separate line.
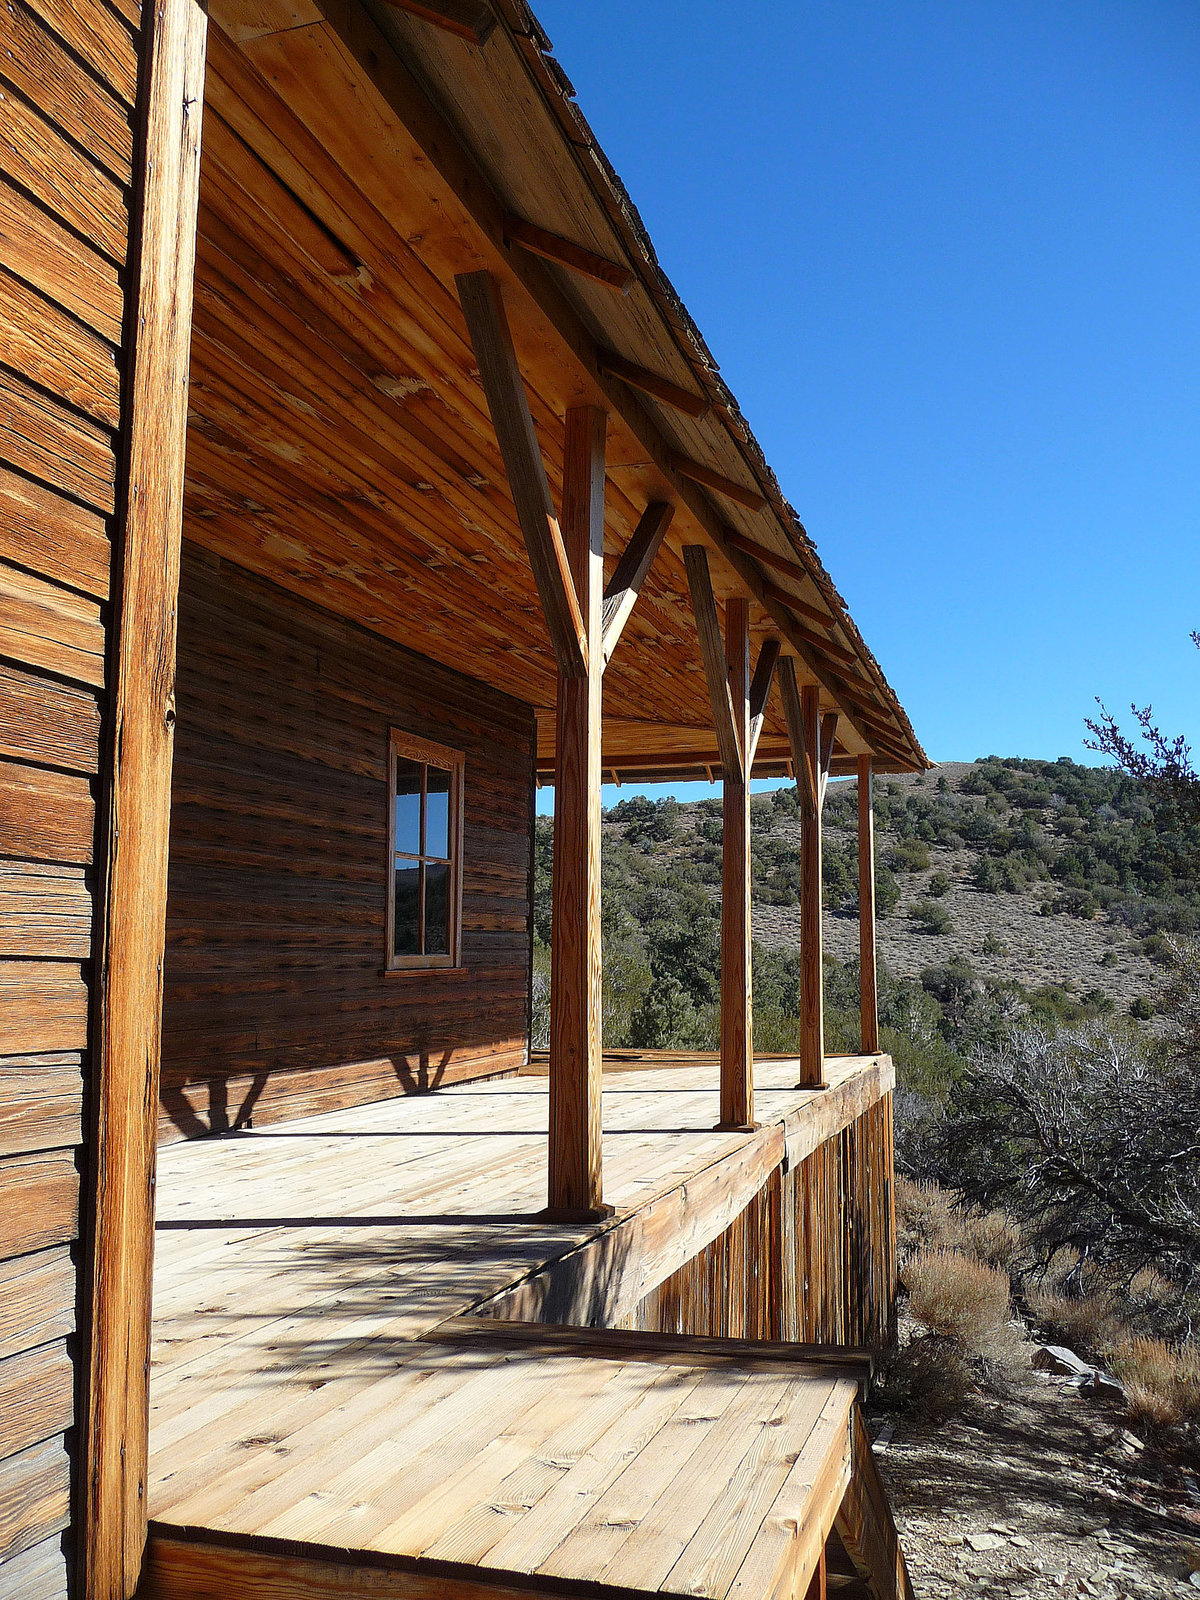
[425, 765, 451, 859]
[393, 756, 422, 857]
[393, 858, 421, 956]
[425, 861, 450, 955]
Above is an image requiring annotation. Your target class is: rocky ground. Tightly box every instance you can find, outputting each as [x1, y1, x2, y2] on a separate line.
[870, 1367, 1200, 1598]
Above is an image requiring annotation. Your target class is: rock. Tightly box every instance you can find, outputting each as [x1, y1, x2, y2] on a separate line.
[1033, 1344, 1093, 1376]
[966, 1532, 1005, 1552]
[1071, 1369, 1127, 1402]
[1010, 1535, 1032, 1548]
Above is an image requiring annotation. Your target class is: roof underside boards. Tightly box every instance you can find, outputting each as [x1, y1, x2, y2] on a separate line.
[187, 0, 926, 776]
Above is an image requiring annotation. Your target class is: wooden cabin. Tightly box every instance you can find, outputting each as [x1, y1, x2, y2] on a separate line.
[0, 0, 928, 1596]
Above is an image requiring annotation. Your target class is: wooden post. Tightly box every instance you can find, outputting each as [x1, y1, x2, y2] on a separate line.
[547, 406, 610, 1220]
[719, 597, 754, 1129]
[780, 661, 835, 1090]
[798, 683, 825, 1088]
[85, 0, 206, 1593]
[857, 755, 880, 1054]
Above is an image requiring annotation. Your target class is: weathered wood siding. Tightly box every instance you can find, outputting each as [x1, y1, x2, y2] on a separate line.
[159, 548, 535, 1140]
[622, 1094, 897, 1349]
[0, 0, 142, 1589]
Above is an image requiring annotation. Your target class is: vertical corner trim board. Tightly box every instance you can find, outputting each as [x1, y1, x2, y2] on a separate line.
[84, 0, 208, 1596]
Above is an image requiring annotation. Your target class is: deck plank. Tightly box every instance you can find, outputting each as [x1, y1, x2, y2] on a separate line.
[148, 1055, 891, 1599]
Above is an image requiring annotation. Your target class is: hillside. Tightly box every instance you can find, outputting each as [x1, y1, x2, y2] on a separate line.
[530, 754, 1200, 1058]
[753, 760, 1164, 1017]
[603, 754, 1200, 1029]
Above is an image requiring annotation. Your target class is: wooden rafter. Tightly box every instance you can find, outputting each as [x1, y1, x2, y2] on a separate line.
[747, 636, 781, 770]
[503, 214, 633, 293]
[757, 577, 852, 645]
[600, 499, 673, 669]
[683, 545, 742, 781]
[379, 0, 495, 45]
[596, 349, 709, 418]
[724, 529, 839, 612]
[780, 656, 817, 817]
[762, 597, 860, 668]
[455, 270, 587, 679]
[672, 451, 766, 512]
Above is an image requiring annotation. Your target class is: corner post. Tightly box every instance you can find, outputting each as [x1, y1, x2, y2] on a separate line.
[857, 755, 879, 1053]
[798, 684, 826, 1088]
[548, 406, 610, 1219]
[85, 0, 206, 1592]
[719, 598, 754, 1129]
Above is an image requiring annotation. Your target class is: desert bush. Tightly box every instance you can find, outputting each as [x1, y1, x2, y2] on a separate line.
[1050, 888, 1100, 919]
[881, 1331, 975, 1420]
[1027, 1286, 1125, 1353]
[910, 900, 952, 935]
[1105, 1337, 1200, 1429]
[923, 1016, 1200, 1329]
[875, 864, 901, 919]
[972, 856, 1003, 893]
[927, 871, 951, 897]
[897, 1179, 1023, 1274]
[905, 1249, 1011, 1352]
[896, 1177, 964, 1252]
[888, 839, 931, 873]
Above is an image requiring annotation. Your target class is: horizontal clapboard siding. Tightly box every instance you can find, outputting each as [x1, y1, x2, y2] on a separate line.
[0, 0, 141, 1590]
[160, 547, 535, 1139]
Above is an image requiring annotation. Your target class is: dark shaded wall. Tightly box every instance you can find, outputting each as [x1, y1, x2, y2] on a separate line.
[161, 546, 535, 1141]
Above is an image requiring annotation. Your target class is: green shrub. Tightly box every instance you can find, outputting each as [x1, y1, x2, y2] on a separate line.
[875, 864, 901, 919]
[888, 838, 931, 873]
[1130, 996, 1155, 1021]
[927, 871, 951, 898]
[972, 856, 1002, 894]
[911, 900, 953, 935]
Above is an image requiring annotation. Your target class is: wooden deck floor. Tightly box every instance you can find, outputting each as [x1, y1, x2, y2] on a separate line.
[145, 1053, 900, 1599]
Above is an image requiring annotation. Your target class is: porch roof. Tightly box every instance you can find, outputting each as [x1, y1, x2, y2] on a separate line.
[190, 0, 926, 779]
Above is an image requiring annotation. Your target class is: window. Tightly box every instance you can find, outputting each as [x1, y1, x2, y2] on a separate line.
[387, 729, 464, 969]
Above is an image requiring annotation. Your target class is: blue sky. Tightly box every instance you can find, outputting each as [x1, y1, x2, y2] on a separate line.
[530, 0, 1200, 811]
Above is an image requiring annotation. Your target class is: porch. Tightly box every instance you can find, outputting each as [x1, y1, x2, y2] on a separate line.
[143, 1052, 906, 1600]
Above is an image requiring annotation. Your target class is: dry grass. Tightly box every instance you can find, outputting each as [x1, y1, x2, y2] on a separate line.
[894, 1178, 1199, 1442]
[904, 1248, 1020, 1360]
[896, 1178, 1024, 1272]
[1027, 1286, 1126, 1352]
[1105, 1337, 1200, 1429]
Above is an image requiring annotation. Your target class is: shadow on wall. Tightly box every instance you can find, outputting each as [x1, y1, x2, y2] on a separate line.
[159, 1048, 458, 1140]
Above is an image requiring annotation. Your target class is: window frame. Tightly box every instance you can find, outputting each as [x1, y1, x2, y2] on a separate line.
[385, 727, 465, 971]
